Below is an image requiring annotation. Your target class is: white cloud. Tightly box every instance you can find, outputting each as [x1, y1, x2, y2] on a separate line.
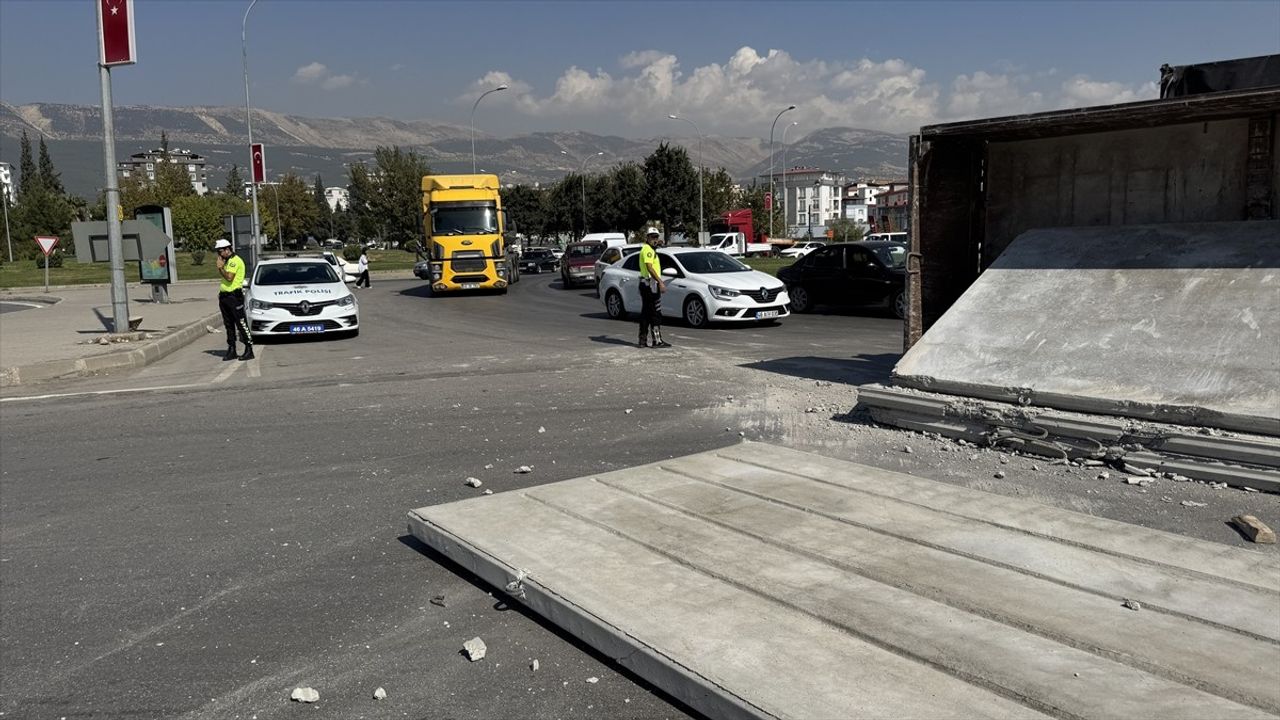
[292, 61, 361, 91]
[458, 47, 1157, 135]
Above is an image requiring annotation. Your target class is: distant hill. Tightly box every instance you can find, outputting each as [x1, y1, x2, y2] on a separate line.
[0, 102, 908, 198]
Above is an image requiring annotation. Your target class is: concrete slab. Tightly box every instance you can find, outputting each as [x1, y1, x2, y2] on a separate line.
[893, 221, 1280, 436]
[408, 442, 1280, 720]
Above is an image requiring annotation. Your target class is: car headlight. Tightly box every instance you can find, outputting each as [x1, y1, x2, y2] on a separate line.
[249, 298, 273, 311]
[708, 285, 741, 299]
[336, 294, 355, 308]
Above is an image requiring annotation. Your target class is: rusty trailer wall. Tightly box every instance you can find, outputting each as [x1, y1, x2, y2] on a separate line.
[907, 89, 1280, 349]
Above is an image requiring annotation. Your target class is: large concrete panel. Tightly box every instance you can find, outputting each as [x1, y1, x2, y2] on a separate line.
[894, 221, 1280, 435]
[408, 443, 1280, 720]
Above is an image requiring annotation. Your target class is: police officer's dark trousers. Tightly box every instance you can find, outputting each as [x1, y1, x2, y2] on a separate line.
[219, 289, 253, 350]
[639, 281, 663, 346]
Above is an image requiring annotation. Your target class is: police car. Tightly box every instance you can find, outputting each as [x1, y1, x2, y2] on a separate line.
[245, 255, 359, 338]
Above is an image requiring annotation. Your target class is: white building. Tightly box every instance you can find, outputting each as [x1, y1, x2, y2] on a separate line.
[117, 148, 209, 195]
[324, 186, 350, 212]
[841, 180, 907, 226]
[769, 167, 846, 240]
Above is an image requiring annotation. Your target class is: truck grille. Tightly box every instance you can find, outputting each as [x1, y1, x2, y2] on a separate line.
[452, 274, 489, 283]
[276, 299, 337, 316]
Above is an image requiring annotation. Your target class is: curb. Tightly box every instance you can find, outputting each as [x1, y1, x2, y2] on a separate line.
[0, 311, 223, 388]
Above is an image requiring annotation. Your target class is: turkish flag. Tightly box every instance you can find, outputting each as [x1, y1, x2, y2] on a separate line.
[97, 0, 136, 66]
[251, 143, 266, 184]
[764, 192, 773, 210]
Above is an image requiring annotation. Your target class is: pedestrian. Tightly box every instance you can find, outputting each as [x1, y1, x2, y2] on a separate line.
[214, 239, 254, 361]
[355, 248, 371, 288]
[638, 227, 672, 348]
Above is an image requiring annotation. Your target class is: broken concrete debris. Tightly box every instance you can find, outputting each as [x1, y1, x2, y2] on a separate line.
[1231, 515, 1277, 544]
[463, 637, 487, 661]
[482, 489, 494, 495]
[531, 659, 540, 671]
[513, 466, 533, 474]
[290, 687, 319, 703]
[373, 687, 387, 700]
[430, 595, 447, 607]
[1181, 500, 1208, 508]
[465, 477, 483, 488]
[586, 676, 600, 684]
[903, 446, 913, 454]
[994, 471, 1006, 479]
[1122, 599, 1142, 611]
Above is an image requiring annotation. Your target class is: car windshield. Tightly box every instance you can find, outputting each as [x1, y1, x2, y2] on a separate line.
[675, 251, 750, 274]
[872, 244, 908, 269]
[255, 262, 339, 285]
[431, 203, 499, 235]
[568, 243, 603, 258]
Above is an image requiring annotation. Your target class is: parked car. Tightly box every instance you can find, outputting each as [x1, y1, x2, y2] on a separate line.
[561, 240, 605, 288]
[520, 247, 560, 274]
[776, 240, 908, 318]
[413, 258, 431, 280]
[599, 248, 789, 328]
[321, 250, 358, 283]
[779, 241, 826, 259]
[246, 256, 359, 338]
[593, 243, 644, 296]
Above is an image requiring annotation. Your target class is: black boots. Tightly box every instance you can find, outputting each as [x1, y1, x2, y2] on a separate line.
[650, 328, 672, 348]
[238, 346, 255, 361]
[223, 346, 237, 361]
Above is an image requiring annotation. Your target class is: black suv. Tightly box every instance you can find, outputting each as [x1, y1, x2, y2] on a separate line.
[520, 247, 560, 274]
[776, 241, 908, 318]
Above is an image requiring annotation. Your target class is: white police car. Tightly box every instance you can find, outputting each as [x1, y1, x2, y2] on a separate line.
[246, 255, 359, 338]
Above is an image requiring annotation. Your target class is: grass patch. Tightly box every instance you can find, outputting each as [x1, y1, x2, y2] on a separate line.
[743, 257, 794, 277]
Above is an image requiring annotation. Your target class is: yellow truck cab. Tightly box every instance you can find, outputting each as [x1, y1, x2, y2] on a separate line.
[422, 174, 513, 293]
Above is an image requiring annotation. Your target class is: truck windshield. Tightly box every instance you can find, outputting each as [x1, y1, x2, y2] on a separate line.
[432, 203, 499, 235]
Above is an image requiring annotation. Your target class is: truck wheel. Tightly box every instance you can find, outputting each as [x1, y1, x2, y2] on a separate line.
[789, 285, 813, 313]
[605, 290, 627, 320]
[684, 296, 708, 328]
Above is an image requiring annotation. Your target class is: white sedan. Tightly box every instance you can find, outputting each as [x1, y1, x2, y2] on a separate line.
[599, 248, 789, 328]
[246, 256, 359, 338]
[779, 241, 826, 259]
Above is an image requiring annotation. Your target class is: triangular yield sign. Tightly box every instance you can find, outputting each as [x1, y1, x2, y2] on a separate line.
[35, 236, 59, 256]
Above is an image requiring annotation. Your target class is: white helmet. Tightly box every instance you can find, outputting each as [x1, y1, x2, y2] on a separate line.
[646, 227, 660, 237]
[214, 239, 232, 250]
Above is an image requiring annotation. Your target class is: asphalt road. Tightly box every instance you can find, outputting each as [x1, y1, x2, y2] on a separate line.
[0, 301, 39, 314]
[0, 274, 904, 719]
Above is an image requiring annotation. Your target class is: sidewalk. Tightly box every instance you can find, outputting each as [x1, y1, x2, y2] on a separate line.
[0, 281, 223, 388]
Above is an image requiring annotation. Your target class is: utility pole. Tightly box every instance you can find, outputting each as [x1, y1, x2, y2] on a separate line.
[97, 0, 137, 336]
[768, 105, 796, 242]
[242, 0, 262, 250]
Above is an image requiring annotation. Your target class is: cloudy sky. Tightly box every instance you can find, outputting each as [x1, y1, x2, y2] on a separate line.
[1, 0, 1276, 139]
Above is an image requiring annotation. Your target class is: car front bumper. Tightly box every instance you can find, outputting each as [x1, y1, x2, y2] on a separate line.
[703, 291, 792, 322]
[249, 306, 360, 336]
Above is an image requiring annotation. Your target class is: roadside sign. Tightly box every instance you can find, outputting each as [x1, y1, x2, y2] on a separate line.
[251, 143, 266, 184]
[764, 192, 773, 211]
[96, 0, 137, 66]
[35, 236, 59, 256]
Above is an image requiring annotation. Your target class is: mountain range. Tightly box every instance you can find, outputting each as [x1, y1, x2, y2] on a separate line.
[0, 102, 909, 198]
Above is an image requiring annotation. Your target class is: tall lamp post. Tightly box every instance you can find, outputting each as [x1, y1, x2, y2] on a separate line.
[242, 0, 262, 249]
[768, 104, 796, 241]
[667, 114, 703, 241]
[781, 120, 798, 241]
[470, 84, 508, 174]
[561, 150, 603, 237]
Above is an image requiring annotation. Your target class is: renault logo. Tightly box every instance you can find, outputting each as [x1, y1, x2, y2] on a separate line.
[299, 300, 311, 314]
[759, 287, 771, 301]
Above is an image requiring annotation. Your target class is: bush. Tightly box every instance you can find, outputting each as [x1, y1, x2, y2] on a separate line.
[190, 249, 206, 266]
[35, 252, 64, 269]
[341, 244, 363, 262]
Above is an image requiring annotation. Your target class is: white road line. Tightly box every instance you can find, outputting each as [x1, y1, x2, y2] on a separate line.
[1, 383, 203, 403]
[0, 301, 46, 309]
[212, 359, 244, 384]
[247, 345, 264, 378]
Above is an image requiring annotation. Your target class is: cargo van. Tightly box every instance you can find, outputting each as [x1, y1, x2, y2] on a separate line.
[866, 232, 907, 244]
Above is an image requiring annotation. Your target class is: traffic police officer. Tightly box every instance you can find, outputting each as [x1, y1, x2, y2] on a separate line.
[638, 227, 672, 348]
[214, 239, 254, 361]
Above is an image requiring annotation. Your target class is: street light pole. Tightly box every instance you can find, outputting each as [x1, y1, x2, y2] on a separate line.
[768, 104, 796, 242]
[561, 150, 603, 237]
[668, 114, 703, 241]
[781, 120, 797, 241]
[242, 0, 262, 250]
[470, 84, 508, 175]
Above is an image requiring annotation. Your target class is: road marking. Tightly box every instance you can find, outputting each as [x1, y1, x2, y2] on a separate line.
[212, 359, 243, 384]
[0, 301, 46, 309]
[1, 383, 203, 403]
[247, 345, 264, 378]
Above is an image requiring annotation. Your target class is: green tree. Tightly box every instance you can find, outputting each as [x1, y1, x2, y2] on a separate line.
[152, 150, 196, 207]
[542, 177, 576, 240]
[118, 172, 156, 217]
[17, 131, 36, 197]
[259, 174, 318, 247]
[701, 167, 736, 220]
[346, 162, 380, 241]
[171, 195, 226, 252]
[585, 172, 617, 233]
[500, 184, 546, 239]
[224, 164, 244, 196]
[369, 146, 431, 247]
[826, 217, 867, 243]
[160, 130, 169, 153]
[311, 174, 332, 240]
[609, 162, 647, 235]
[37, 137, 64, 196]
[331, 206, 353, 243]
[642, 142, 697, 239]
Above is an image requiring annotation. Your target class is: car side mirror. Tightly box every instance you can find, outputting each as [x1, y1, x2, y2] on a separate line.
[661, 268, 678, 278]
